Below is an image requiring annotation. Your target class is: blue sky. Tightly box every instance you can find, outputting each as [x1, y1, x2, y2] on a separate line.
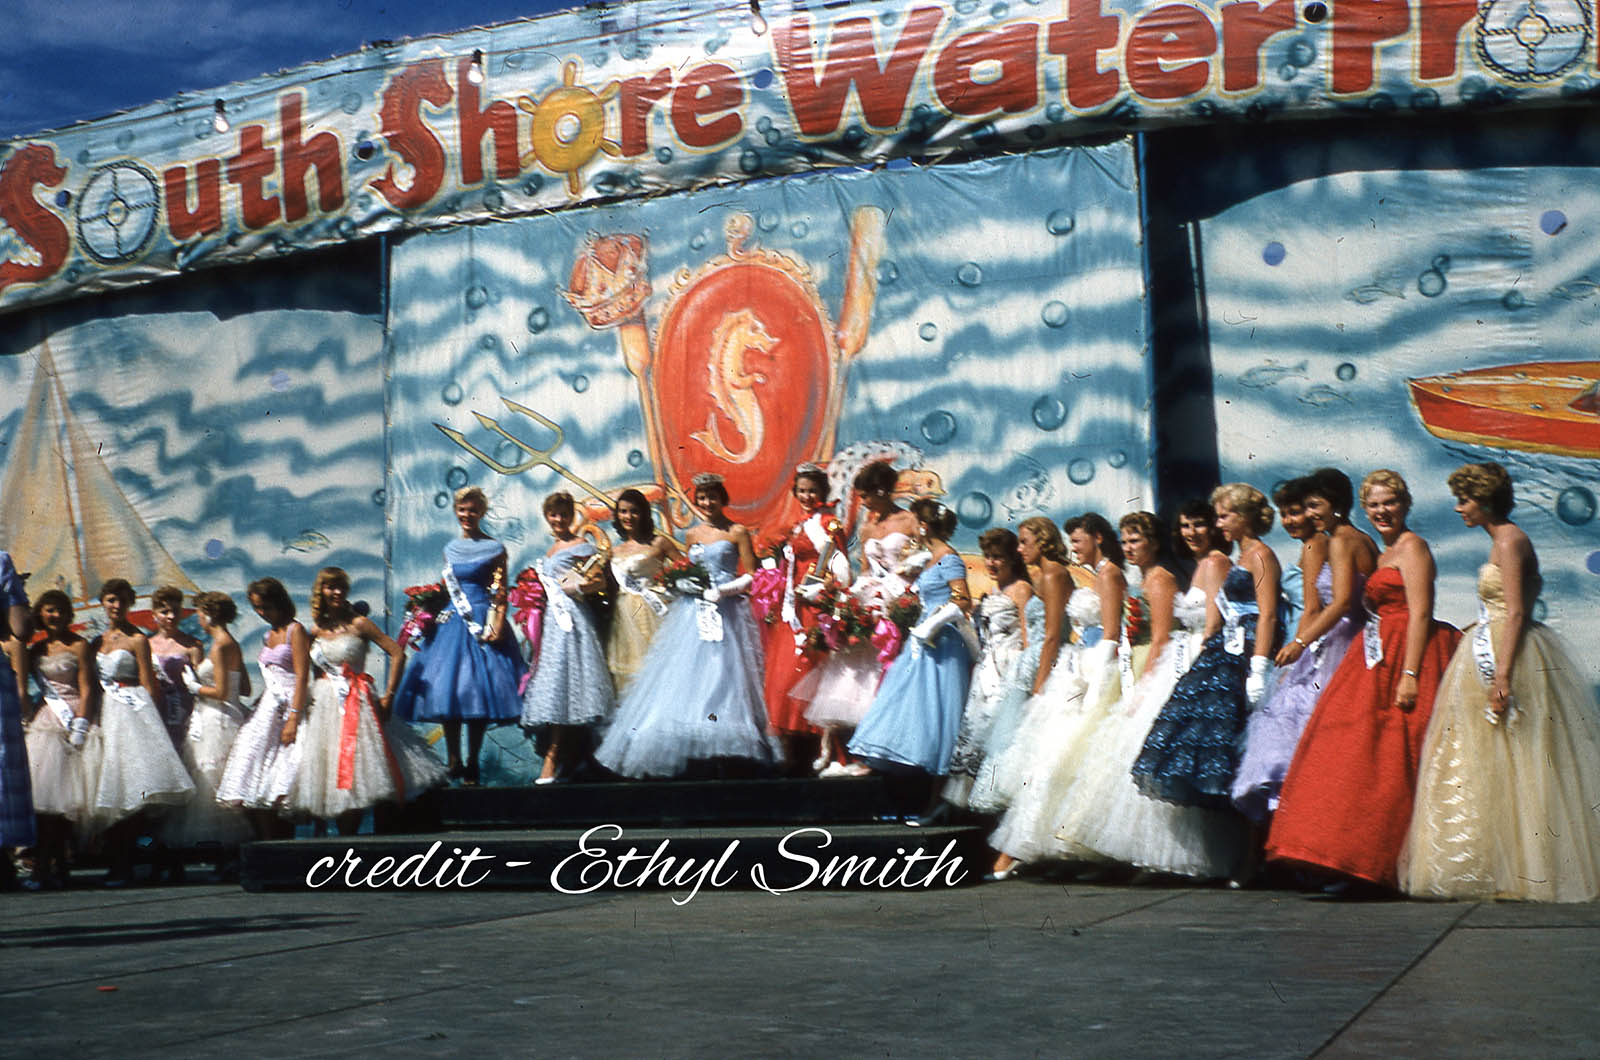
[2, 0, 579, 140]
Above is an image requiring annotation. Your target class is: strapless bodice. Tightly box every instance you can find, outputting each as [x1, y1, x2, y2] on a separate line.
[1174, 585, 1208, 633]
[311, 633, 368, 672]
[1067, 586, 1103, 643]
[863, 531, 913, 578]
[1364, 566, 1410, 618]
[97, 648, 139, 683]
[689, 539, 741, 584]
[36, 650, 81, 703]
[977, 590, 1021, 641]
[612, 550, 666, 589]
[1476, 562, 1535, 622]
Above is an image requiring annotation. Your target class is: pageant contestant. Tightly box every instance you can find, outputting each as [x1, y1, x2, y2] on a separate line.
[1400, 463, 1600, 902]
[595, 473, 781, 778]
[1232, 469, 1375, 825]
[848, 499, 974, 774]
[520, 491, 616, 783]
[288, 567, 446, 832]
[942, 529, 1033, 808]
[216, 577, 309, 836]
[149, 585, 203, 746]
[605, 488, 679, 694]
[1267, 470, 1460, 891]
[0, 552, 34, 887]
[1132, 485, 1282, 813]
[1050, 513, 1245, 880]
[93, 579, 195, 883]
[763, 463, 851, 763]
[24, 590, 97, 887]
[393, 486, 525, 786]
[987, 513, 1126, 876]
[162, 591, 253, 855]
[966, 516, 1069, 814]
[799, 459, 920, 773]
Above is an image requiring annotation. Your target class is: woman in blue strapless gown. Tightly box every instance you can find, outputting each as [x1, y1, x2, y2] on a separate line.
[849, 500, 975, 774]
[520, 491, 616, 782]
[1133, 484, 1283, 811]
[394, 488, 525, 785]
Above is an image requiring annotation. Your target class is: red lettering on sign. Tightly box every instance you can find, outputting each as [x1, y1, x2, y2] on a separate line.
[372, 60, 453, 210]
[279, 94, 344, 222]
[619, 69, 674, 157]
[163, 160, 223, 240]
[226, 126, 281, 230]
[671, 63, 745, 149]
[1417, 0, 1476, 80]
[1331, 0, 1410, 94]
[0, 144, 69, 298]
[1220, 0, 1297, 91]
[775, 7, 945, 135]
[933, 24, 1040, 116]
[457, 56, 521, 182]
[1127, 4, 1218, 100]
[1046, 0, 1123, 110]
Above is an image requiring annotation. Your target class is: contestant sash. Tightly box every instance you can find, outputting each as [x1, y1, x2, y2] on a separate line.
[333, 664, 405, 797]
[442, 562, 484, 639]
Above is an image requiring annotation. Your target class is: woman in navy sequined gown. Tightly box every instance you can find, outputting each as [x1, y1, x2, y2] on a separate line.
[394, 487, 524, 785]
[1133, 484, 1283, 811]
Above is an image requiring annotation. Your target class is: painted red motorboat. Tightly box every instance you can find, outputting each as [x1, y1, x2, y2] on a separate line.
[1407, 361, 1600, 459]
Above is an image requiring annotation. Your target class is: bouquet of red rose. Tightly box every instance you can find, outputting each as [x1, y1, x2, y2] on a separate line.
[656, 556, 712, 597]
[885, 591, 922, 633]
[398, 582, 448, 649]
[1124, 596, 1150, 646]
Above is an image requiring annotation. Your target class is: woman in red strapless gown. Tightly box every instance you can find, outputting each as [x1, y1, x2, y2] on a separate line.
[1265, 470, 1461, 888]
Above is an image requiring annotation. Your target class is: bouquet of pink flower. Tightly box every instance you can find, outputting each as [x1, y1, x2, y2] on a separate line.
[509, 567, 547, 671]
[398, 582, 447, 649]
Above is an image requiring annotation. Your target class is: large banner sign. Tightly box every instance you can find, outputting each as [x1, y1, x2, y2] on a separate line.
[4, 0, 1600, 314]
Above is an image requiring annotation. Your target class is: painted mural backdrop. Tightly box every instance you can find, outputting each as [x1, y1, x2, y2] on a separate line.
[6, 0, 1600, 314]
[1199, 135, 1600, 680]
[0, 253, 386, 648]
[387, 141, 1150, 596]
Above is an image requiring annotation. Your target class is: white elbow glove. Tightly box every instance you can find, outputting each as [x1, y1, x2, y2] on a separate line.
[795, 580, 825, 602]
[181, 667, 203, 694]
[1246, 656, 1273, 709]
[911, 601, 962, 643]
[895, 550, 932, 578]
[704, 574, 752, 603]
[68, 716, 90, 750]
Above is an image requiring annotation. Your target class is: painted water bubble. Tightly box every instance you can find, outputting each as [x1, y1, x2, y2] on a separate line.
[571, 374, 590, 393]
[1278, 63, 1299, 81]
[1541, 210, 1568, 236]
[371, 489, 387, 507]
[479, 334, 500, 351]
[466, 285, 489, 310]
[434, 492, 452, 509]
[1336, 362, 1358, 382]
[1417, 264, 1447, 298]
[740, 149, 763, 174]
[1556, 486, 1596, 525]
[1502, 289, 1526, 310]
[690, 231, 709, 250]
[268, 370, 292, 392]
[1046, 209, 1075, 235]
[756, 116, 773, 133]
[753, 68, 775, 89]
[336, 218, 358, 240]
[791, 221, 809, 239]
[757, 211, 780, 232]
[655, 147, 673, 164]
[1262, 242, 1287, 266]
[1288, 37, 1317, 66]
[1587, 550, 1600, 575]
[1046, 103, 1067, 122]
[920, 410, 958, 445]
[522, 175, 544, 196]
[527, 306, 550, 333]
[441, 382, 464, 406]
[877, 260, 899, 284]
[1041, 301, 1070, 328]
[1067, 458, 1095, 485]
[918, 322, 939, 342]
[204, 539, 225, 560]
[991, 2, 1009, 17]
[446, 467, 469, 489]
[958, 491, 993, 528]
[1032, 395, 1067, 431]
[627, 449, 645, 468]
[765, 128, 784, 147]
[1108, 449, 1128, 469]
[483, 189, 504, 211]
[956, 262, 984, 287]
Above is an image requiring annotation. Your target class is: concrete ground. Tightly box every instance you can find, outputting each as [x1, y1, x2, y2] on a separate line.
[4, 876, 1598, 1057]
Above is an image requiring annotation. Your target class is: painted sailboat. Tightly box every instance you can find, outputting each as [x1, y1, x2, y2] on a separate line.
[1406, 361, 1600, 459]
[0, 338, 195, 610]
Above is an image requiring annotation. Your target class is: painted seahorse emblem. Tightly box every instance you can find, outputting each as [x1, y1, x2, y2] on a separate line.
[692, 308, 776, 464]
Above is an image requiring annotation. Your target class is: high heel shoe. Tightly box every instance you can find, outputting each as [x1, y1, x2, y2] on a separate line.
[906, 803, 952, 828]
[983, 862, 1022, 882]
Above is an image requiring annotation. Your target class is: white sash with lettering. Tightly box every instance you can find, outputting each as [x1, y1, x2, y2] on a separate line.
[441, 562, 484, 639]
[541, 561, 577, 634]
[1363, 613, 1384, 669]
[43, 692, 76, 730]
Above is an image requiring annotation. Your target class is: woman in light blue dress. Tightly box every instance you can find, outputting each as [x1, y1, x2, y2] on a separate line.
[394, 487, 525, 786]
[596, 473, 781, 778]
[520, 491, 616, 782]
[849, 499, 974, 774]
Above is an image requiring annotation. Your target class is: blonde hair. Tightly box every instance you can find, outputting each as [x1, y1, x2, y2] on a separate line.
[1447, 462, 1513, 519]
[310, 566, 351, 628]
[1017, 516, 1069, 565]
[453, 485, 488, 511]
[1210, 483, 1274, 535]
[1360, 469, 1411, 511]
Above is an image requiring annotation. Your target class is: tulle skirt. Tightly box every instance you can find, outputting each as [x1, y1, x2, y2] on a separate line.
[795, 645, 882, 729]
[93, 684, 195, 829]
[943, 638, 1026, 808]
[1053, 641, 1245, 877]
[595, 596, 781, 778]
[967, 652, 1079, 815]
[216, 685, 302, 811]
[24, 705, 100, 826]
[287, 676, 447, 819]
[1400, 623, 1600, 902]
[521, 601, 616, 728]
[608, 593, 666, 694]
[163, 696, 253, 847]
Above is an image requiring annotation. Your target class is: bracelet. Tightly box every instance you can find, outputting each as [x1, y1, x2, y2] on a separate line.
[1293, 637, 1308, 648]
[1402, 668, 1418, 677]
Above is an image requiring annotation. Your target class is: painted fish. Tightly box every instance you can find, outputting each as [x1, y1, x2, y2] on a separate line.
[1002, 457, 1055, 518]
[281, 530, 331, 553]
[1299, 384, 1352, 407]
[1551, 277, 1600, 301]
[1239, 359, 1309, 389]
[1344, 277, 1408, 304]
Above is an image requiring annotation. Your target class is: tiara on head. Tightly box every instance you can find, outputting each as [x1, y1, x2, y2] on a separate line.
[794, 461, 825, 477]
[690, 472, 725, 488]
